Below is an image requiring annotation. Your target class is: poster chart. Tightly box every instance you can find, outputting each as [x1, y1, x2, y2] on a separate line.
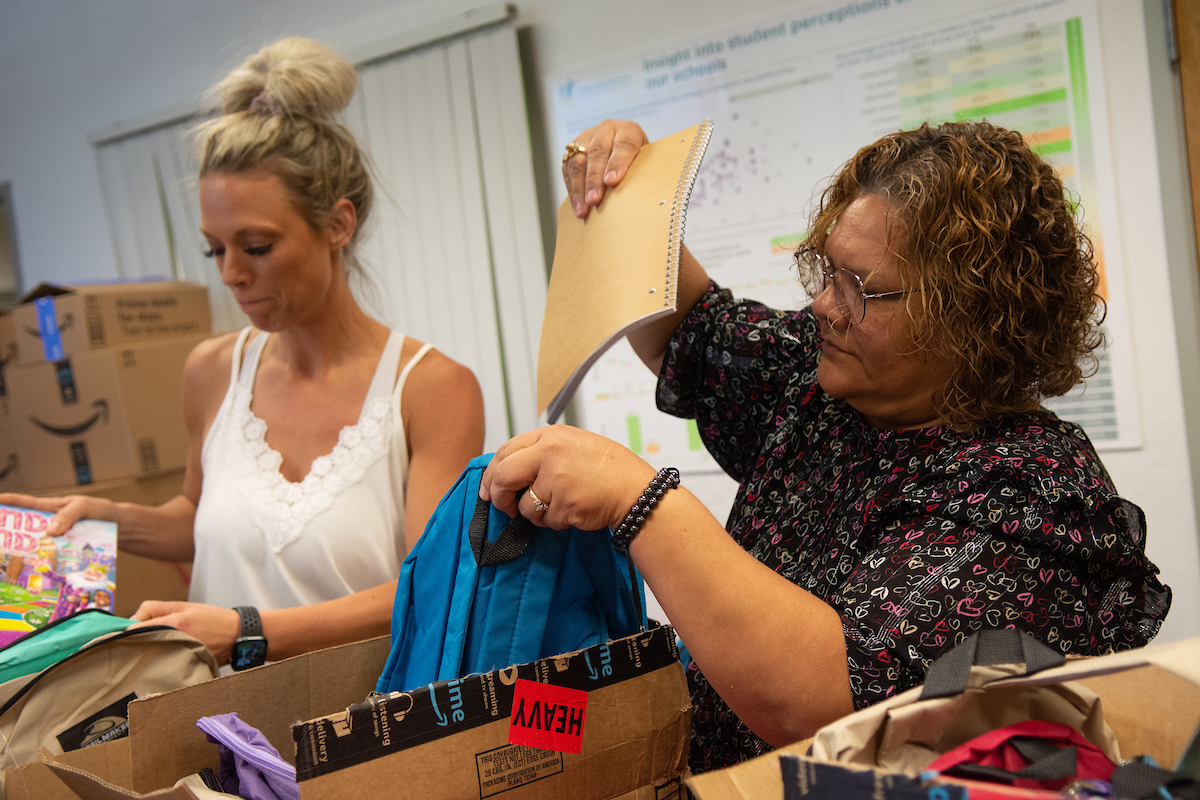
[547, 0, 1141, 474]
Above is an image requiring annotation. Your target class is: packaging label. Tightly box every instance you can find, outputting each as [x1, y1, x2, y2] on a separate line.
[35, 297, 66, 362]
[507, 679, 587, 754]
[55, 359, 78, 404]
[70, 441, 93, 484]
[56, 692, 136, 751]
[476, 744, 563, 798]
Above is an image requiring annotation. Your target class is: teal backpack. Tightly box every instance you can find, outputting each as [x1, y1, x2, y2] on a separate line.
[0, 610, 132, 684]
[376, 454, 646, 694]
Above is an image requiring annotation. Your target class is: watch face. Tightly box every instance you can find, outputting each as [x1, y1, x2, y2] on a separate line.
[231, 637, 268, 671]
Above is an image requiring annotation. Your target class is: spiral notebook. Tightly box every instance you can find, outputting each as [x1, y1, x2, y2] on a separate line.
[537, 121, 714, 423]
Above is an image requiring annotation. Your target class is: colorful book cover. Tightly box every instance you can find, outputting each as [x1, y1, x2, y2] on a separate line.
[0, 504, 117, 647]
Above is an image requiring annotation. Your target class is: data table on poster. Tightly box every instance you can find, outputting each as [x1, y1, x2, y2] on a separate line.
[550, 0, 1138, 472]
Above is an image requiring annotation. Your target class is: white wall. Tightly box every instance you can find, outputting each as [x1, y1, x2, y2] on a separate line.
[1084, 3, 1200, 642]
[0, 0, 1196, 640]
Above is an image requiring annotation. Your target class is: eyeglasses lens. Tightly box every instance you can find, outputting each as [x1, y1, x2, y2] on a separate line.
[822, 263, 865, 324]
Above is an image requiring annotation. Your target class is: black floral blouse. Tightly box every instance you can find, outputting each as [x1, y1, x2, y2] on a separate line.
[658, 283, 1171, 773]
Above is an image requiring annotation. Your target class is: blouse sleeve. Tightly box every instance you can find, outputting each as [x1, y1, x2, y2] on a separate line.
[834, 477, 1171, 709]
[657, 281, 820, 482]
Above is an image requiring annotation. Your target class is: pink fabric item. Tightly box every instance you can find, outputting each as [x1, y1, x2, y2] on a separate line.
[927, 720, 1115, 791]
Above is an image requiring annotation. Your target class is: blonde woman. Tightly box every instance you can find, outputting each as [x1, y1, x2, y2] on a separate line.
[2, 38, 484, 668]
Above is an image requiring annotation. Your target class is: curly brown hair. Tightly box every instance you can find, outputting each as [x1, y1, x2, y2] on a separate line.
[798, 120, 1105, 431]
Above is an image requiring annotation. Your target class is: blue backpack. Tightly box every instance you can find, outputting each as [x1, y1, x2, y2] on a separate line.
[376, 454, 646, 694]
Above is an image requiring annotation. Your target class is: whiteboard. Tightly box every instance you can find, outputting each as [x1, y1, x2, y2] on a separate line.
[546, 0, 1141, 477]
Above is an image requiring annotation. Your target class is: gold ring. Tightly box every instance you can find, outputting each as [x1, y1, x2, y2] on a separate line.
[562, 142, 587, 163]
[529, 487, 549, 512]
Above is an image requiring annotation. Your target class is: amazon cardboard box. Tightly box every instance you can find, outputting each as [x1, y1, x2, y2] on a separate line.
[292, 624, 691, 800]
[12, 629, 690, 800]
[0, 398, 22, 493]
[6, 334, 207, 490]
[0, 314, 21, 492]
[685, 637, 1200, 800]
[0, 311, 16, 394]
[5, 636, 393, 800]
[10, 281, 211, 366]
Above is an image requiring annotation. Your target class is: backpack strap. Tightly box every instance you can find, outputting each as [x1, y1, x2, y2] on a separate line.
[940, 737, 1079, 784]
[1111, 759, 1200, 800]
[469, 496, 536, 567]
[918, 629, 1065, 700]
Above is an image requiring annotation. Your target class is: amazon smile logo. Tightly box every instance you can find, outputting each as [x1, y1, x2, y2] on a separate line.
[30, 399, 109, 437]
[23, 311, 74, 338]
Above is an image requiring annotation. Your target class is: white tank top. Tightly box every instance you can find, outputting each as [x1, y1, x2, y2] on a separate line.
[189, 328, 432, 610]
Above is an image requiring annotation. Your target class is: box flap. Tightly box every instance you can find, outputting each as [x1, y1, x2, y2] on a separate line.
[43, 755, 200, 800]
[686, 740, 813, 800]
[295, 624, 683, 778]
[1077, 664, 1200, 767]
[127, 635, 390, 793]
[4, 739, 132, 800]
[993, 635, 1200, 688]
[293, 625, 691, 800]
[17, 283, 71, 303]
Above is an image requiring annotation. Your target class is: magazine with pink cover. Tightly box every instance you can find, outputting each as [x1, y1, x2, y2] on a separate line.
[0, 503, 117, 646]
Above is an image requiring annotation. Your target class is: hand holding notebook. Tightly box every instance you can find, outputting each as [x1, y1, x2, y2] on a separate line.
[537, 121, 714, 422]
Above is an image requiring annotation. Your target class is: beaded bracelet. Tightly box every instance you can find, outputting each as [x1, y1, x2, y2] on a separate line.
[611, 467, 681, 554]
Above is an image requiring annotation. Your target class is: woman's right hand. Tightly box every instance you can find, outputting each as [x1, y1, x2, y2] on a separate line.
[0, 492, 118, 537]
[479, 425, 656, 534]
[562, 119, 649, 219]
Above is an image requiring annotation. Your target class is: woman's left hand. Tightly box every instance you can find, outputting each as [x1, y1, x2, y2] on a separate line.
[480, 426, 656, 532]
[130, 601, 240, 665]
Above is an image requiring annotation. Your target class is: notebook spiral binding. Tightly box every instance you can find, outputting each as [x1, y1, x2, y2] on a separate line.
[665, 120, 714, 308]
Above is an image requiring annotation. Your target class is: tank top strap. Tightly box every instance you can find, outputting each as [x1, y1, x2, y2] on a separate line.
[235, 329, 270, 389]
[363, 331, 405, 405]
[229, 326, 255, 384]
[393, 342, 434, 402]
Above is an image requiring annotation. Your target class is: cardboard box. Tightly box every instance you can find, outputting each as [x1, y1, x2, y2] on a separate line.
[0, 315, 22, 491]
[685, 636, 1200, 800]
[6, 334, 206, 490]
[5, 635, 394, 800]
[0, 312, 16, 398]
[0, 398, 22, 493]
[11, 281, 211, 366]
[5, 738, 131, 800]
[293, 624, 691, 800]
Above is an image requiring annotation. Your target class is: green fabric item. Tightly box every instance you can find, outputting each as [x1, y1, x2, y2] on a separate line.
[0, 610, 133, 684]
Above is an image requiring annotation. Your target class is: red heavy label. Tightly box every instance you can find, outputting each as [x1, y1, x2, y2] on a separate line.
[507, 679, 588, 754]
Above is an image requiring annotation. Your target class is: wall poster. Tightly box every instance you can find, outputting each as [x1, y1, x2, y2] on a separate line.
[547, 0, 1140, 480]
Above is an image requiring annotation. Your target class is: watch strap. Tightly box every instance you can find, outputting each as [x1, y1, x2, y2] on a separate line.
[233, 606, 262, 639]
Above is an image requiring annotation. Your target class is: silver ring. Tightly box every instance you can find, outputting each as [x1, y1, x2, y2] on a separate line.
[529, 487, 549, 512]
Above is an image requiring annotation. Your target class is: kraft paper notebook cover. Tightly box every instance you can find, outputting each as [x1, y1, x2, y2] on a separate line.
[537, 121, 714, 423]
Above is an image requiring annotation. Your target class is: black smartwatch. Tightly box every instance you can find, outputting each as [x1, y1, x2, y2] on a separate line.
[231, 606, 268, 671]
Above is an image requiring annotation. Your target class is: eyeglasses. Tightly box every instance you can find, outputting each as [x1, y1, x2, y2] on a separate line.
[798, 246, 909, 325]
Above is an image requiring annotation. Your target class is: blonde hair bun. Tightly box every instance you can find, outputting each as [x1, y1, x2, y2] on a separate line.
[217, 37, 356, 119]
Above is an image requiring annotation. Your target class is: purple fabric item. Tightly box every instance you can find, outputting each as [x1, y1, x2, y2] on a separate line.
[196, 712, 300, 800]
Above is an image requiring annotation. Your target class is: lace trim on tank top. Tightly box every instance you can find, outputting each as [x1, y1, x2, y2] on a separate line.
[226, 332, 426, 554]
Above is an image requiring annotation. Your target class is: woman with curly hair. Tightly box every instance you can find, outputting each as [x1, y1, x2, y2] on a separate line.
[480, 119, 1170, 772]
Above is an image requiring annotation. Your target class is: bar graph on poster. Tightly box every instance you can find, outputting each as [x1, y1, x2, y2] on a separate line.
[547, 0, 1140, 476]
